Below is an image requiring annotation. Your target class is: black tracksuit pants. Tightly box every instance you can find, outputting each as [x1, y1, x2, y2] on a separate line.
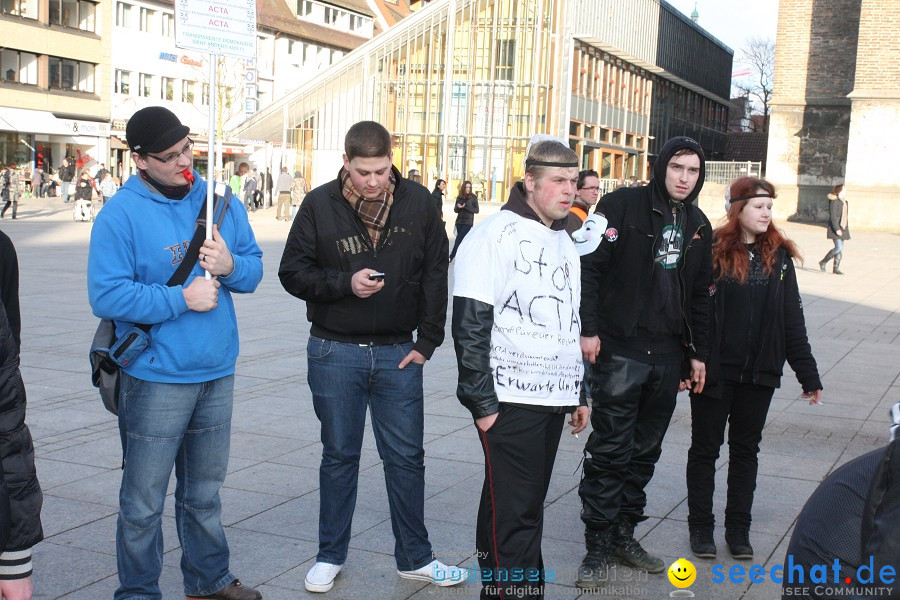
[476, 404, 565, 600]
[686, 381, 775, 530]
[579, 349, 681, 529]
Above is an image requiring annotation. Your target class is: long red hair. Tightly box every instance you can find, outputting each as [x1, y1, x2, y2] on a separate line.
[713, 177, 801, 283]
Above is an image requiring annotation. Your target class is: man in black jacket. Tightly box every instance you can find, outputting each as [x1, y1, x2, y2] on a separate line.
[0, 230, 42, 599]
[576, 137, 713, 587]
[279, 121, 465, 594]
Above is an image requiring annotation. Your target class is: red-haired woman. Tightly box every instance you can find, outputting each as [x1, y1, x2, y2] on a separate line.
[686, 177, 823, 561]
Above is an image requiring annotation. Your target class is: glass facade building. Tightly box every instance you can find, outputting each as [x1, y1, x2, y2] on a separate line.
[234, 0, 732, 200]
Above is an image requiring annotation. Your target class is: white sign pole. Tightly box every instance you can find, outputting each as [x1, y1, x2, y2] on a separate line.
[205, 55, 217, 280]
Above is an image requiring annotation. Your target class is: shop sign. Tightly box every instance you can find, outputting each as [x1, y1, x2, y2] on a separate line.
[175, 0, 257, 60]
[63, 120, 109, 136]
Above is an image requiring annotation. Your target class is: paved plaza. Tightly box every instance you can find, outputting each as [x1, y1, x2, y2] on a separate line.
[4, 194, 900, 599]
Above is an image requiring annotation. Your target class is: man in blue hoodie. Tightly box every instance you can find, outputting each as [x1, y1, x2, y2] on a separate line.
[87, 106, 264, 600]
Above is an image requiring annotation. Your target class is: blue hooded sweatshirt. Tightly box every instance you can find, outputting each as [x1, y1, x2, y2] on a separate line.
[87, 170, 263, 383]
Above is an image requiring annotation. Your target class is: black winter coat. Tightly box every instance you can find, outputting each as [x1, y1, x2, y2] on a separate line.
[580, 188, 712, 361]
[279, 167, 449, 358]
[826, 194, 850, 241]
[0, 237, 42, 559]
[701, 247, 822, 398]
[453, 195, 479, 227]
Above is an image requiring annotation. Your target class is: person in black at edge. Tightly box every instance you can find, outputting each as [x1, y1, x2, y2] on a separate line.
[782, 404, 900, 600]
[576, 137, 712, 587]
[0, 230, 43, 600]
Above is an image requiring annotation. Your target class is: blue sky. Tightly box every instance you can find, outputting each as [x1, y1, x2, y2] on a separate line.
[665, 0, 779, 60]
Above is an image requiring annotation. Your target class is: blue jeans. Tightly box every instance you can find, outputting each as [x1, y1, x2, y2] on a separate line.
[115, 373, 235, 600]
[832, 238, 844, 253]
[307, 336, 433, 571]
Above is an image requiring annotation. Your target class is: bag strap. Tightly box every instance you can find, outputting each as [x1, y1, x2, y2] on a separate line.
[136, 186, 232, 333]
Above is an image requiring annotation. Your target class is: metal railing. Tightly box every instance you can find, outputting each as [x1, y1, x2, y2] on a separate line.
[705, 161, 762, 184]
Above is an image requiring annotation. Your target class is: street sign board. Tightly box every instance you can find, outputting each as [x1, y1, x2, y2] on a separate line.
[175, 0, 257, 60]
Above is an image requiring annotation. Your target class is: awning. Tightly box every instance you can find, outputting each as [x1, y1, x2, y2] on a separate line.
[110, 136, 129, 150]
[0, 107, 109, 137]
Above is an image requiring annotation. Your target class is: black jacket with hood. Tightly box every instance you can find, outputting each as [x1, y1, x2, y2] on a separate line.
[580, 137, 713, 361]
[0, 231, 42, 577]
[451, 183, 586, 420]
[279, 167, 449, 358]
[700, 246, 822, 398]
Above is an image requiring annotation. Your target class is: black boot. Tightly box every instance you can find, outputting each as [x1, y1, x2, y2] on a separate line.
[612, 519, 664, 573]
[576, 528, 614, 589]
[725, 528, 754, 560]
[819, 249, 835, 272]
[689, 525, 716, 559]
[833, 252, 844, 275]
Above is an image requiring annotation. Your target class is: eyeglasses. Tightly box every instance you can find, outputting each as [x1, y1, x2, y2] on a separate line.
[581, 186, 600, 192]
[146, 139, 194, 165]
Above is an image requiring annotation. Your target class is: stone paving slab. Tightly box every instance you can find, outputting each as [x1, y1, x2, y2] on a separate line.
[3, 197, 900, 599]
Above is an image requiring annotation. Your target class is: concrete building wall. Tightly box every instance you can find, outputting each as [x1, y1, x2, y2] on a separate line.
[766, 0, 860, 223]
[843, 0, 900, 228]
[768, 0, 899, 229]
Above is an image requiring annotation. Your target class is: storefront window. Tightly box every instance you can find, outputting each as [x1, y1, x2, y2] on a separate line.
[0, 132, 32, 168]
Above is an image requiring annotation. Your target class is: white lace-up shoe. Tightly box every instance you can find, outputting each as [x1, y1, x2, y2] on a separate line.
[397, 559, 469, 587]
[305, 562, 343, 593]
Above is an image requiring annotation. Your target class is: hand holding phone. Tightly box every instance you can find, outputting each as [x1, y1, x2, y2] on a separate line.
[368, 272, 385, 281]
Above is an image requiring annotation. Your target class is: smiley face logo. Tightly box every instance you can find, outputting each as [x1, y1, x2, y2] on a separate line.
[668, 558, 696, 588]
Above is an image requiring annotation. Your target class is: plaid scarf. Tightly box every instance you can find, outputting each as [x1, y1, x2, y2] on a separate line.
[340, 167, 395, 247]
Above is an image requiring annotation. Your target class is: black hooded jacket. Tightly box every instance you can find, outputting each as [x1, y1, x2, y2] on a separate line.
[278, 167, 449, 358]
[580, 137, 713, 361]
[0, 232, 43, 575]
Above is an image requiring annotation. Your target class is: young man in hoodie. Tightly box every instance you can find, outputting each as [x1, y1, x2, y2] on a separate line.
[279, 121, 466, 594]
[452, 137, 590, 600]
[576, 137, 712, 587]
[87, 106, 264, 600]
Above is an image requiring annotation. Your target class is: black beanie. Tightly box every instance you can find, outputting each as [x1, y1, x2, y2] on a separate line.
[126, 107, 190, 154]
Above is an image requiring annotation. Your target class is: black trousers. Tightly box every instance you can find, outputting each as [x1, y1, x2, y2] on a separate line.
[476, 404, 565, 600]
[686, 381, 774, 530]
[579, 349, 681, 529]
[449, 224, 473, 259]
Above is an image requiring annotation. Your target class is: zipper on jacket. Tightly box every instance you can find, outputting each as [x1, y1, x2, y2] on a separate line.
[679, 219, 707, 355]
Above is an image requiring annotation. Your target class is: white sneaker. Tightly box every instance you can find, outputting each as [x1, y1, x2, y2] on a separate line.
[397, 559, 469, 587]
[305, 562, 343, 593]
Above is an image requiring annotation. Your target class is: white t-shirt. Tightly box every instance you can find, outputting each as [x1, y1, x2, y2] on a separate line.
[453, 210, 583, 408]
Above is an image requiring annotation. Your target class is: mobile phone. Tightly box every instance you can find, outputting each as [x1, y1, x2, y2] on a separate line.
[368, 272, 385, 281]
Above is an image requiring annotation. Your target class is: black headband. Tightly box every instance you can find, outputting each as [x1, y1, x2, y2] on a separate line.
[728, 193, 774, 204]
[525, 158, 579, 167]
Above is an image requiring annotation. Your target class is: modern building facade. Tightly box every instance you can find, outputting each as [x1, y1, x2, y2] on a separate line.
[767, 0, 900, 228]
[234, 0, 732, 198]
[0, 0, 111, 175]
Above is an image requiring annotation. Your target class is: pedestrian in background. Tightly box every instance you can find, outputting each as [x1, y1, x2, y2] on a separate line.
[59, 158, 74, 202]
[99, 171, 118, 206]
[1, 166, 21, 220]
[448, 180, 478, 262]
[818, 183, 849, 275]
[289, 170, 308, 220]
[31, 168, 44, 198]
[686, 177, 822, 562]
[431, 179, 445, 220]
[275, 166, 293, 221]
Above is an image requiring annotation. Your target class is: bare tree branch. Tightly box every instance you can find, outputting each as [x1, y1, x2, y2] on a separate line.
[733, 36, 774, 133]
